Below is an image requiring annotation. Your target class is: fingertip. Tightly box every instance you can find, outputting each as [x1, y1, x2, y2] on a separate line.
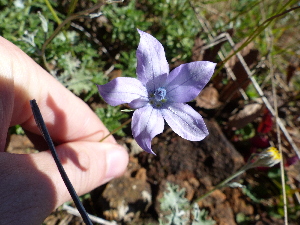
[104, 144, 129, 183]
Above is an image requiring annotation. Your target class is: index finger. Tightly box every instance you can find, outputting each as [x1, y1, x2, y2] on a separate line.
[0, 37, 115, 148]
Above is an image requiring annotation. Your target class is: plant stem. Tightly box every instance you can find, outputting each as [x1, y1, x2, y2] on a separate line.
[44, 0, 62, 24]
[65, 0, 79, 30]
[100, 118, 132, 142]
[193, 164, 249, 203]
[41, 0, 105, 71]
[213, 4, 300, 77]
[68, 0, 79, 17]
[30, 100, 93, 225]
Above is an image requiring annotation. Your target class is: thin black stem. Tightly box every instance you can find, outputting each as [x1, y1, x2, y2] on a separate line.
[30, 99, 93, 225]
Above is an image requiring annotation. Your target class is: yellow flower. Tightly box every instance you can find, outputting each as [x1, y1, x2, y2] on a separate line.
[266, 147, 281, 161]
[249, 147, 281, 168]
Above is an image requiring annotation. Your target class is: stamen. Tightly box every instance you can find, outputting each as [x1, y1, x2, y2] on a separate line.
[154, 87, 166, 101]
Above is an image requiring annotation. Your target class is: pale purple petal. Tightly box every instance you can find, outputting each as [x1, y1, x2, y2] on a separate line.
[136, 29, 169, 91]
[129, 98, 149, 109]
[97, 77, 147, 106]
[132, 105, 164, 154]
[161, 103, 208, 141]
[166, 61, 216, 103]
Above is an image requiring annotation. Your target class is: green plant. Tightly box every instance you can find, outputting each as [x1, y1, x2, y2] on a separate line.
[146, 0, 200, 61]
[103, 0, 151, 47]
[234, 123, 256, 140]
[114, 50, 137, 78]
[95, 105, 129, 137]
[9, 125, 25, 135]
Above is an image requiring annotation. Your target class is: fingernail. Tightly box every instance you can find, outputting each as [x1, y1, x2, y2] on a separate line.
[105, 146, 128, 181]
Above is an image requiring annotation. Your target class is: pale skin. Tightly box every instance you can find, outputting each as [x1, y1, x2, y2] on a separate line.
[0, 37, 129, 224]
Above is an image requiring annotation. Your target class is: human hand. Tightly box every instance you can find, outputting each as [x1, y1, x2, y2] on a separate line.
[0, 37, 128, 225]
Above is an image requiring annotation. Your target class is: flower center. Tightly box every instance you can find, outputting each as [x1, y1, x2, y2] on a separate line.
[149, 87, 167, 108]
[154, 87, 166, 101]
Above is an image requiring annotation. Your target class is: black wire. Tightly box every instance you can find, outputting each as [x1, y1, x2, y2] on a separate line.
[30, 99, 93, 225]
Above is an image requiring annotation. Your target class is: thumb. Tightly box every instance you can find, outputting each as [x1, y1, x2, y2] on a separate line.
[0, 142, 128, 225]
[36, 141, 129, 207]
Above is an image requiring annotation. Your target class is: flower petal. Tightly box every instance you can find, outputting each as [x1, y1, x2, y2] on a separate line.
[132, 105, 164, 154]
[161, 103, 208, 141]
[128, 98, 149, 109]
[97, 77, 147, 106]
[136, 29, 169, 91]
[166, 61, 216, 103]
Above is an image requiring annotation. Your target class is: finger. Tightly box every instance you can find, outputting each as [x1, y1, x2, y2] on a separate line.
[0, 37, 114, 146]
[35, 141, 129, 206]
[0, 39, 14, 150]
[0, 142, 128, 225]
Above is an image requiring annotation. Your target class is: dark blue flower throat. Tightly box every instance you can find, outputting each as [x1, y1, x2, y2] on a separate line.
[149, 87, 167, 108]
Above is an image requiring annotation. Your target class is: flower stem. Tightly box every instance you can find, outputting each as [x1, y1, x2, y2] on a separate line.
[193, 164, 249, 204]
[100, 118, 132, 142]
[194, 147, 282, 204]
[30, 100, 93, 225]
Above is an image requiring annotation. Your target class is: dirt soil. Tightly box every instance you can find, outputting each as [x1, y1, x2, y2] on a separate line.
[7, 119, 299, 225]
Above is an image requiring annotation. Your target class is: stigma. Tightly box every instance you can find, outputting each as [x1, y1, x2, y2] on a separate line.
[149, 87, 167, 108]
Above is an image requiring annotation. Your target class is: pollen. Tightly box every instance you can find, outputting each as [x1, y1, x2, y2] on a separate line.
[267, 147, 281, 160]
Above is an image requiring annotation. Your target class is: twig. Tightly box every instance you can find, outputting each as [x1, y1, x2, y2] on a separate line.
[268, 31, 288, 224]
[191, 0, 300, 212]
[190, 5, 300, 157]
[218, 4, 300, 72]
[62, 204, 117, 225]
[222, 32, 300, 159]
[191, 5, 249, 100]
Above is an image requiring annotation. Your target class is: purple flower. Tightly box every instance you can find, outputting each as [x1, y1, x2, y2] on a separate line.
[98, 30, 216, 154]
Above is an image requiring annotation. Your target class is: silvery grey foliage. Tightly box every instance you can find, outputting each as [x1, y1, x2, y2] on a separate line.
[38, 11, 48, 33]
[191, 203, 215, 225]
[159, 183, 215, 225]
